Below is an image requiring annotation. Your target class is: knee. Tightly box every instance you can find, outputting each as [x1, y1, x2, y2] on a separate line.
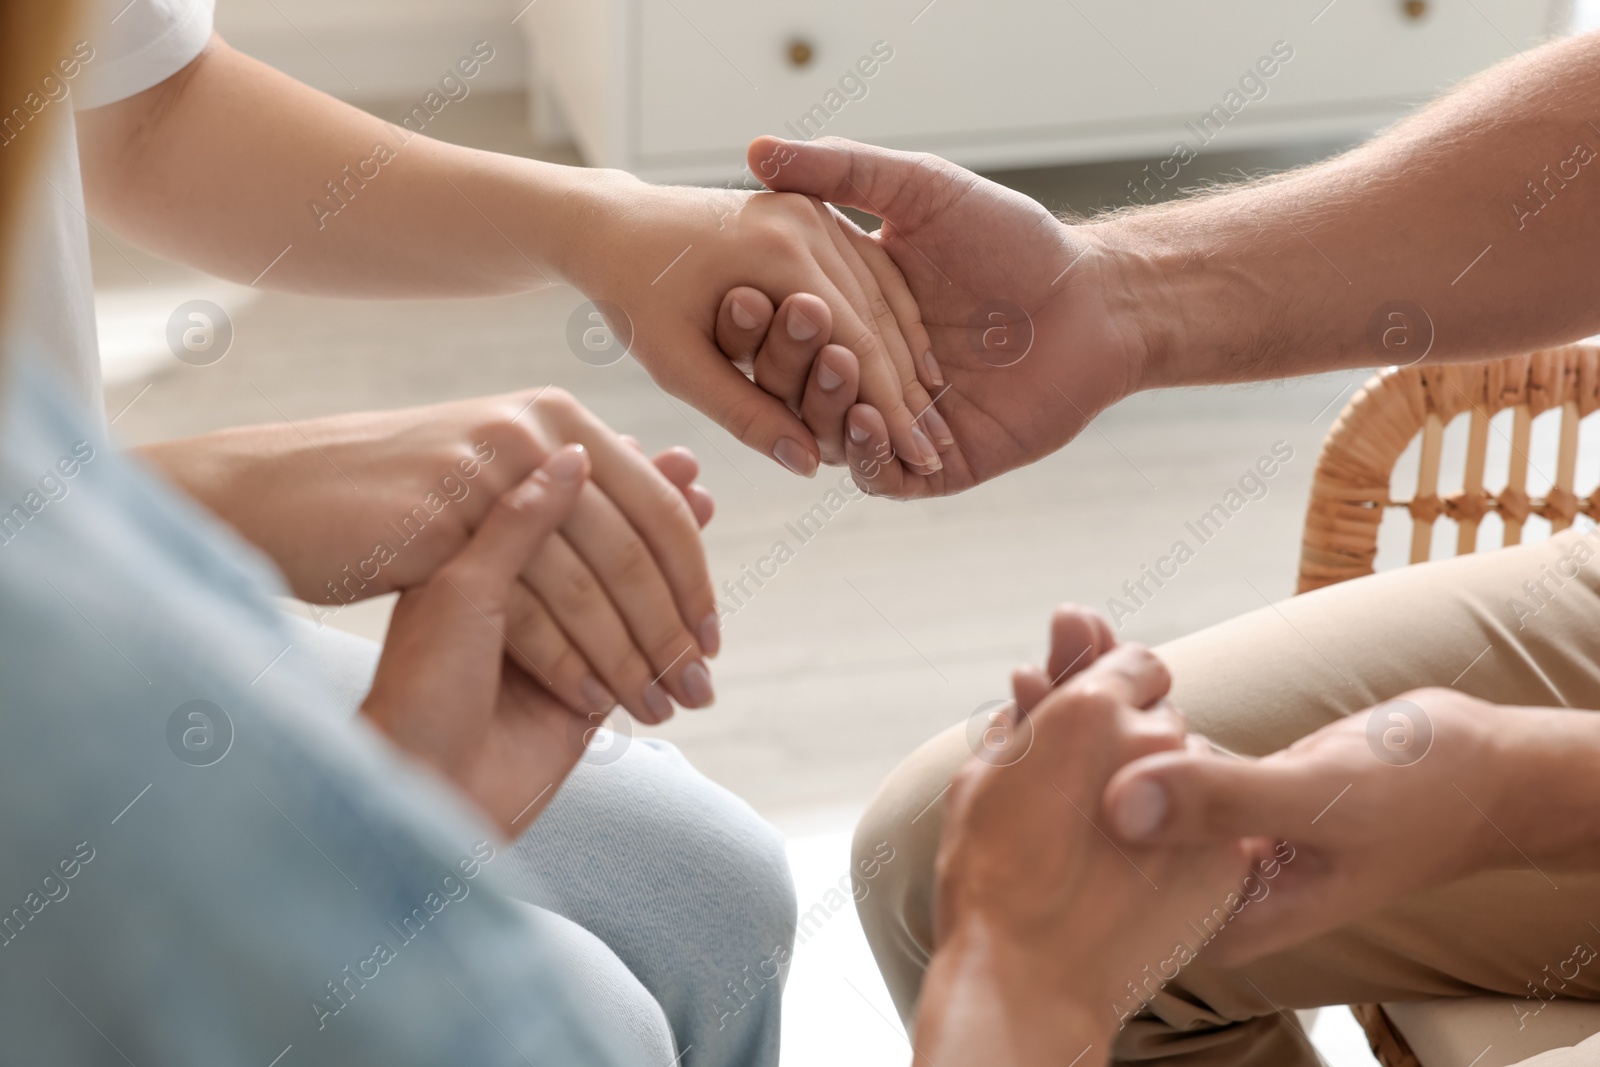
[850, 725, 968, 1016]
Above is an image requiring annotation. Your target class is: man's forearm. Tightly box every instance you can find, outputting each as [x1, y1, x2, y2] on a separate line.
[77, 36, 624, 297]
[1490, 704, 1600, 867]
[1091, 31, 1600, 389]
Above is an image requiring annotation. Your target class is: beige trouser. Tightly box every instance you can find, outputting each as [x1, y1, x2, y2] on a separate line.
[854, 528, 1600, 1065]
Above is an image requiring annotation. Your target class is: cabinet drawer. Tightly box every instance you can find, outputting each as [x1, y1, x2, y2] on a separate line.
[633, 0, 1556, 170]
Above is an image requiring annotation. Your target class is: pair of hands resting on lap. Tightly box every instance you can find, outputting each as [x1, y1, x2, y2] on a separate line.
[923, 604, 1597, 1065]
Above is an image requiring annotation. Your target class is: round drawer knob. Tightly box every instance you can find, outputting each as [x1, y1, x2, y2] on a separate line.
[786, 38, 815, 68]
[1403, 0, 1427, 18]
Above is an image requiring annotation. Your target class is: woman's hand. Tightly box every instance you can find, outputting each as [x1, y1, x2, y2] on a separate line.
[362, 446, 595, 839]
[142, 389, 718, 725]
[1105, 687, 1519, 965]
[562, 176, 943, 478]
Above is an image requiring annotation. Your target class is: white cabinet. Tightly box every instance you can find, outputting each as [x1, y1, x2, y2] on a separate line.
[522, 0, 1570, 183]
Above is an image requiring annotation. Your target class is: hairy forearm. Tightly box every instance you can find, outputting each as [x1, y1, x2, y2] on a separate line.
[1092, 30, 1600, 388]
[77, 35, 627, 297]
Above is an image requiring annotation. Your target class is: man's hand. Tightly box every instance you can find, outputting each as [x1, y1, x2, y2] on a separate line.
[362, 446, 592, 839]
[141, 389, 718, 724]
[749, 136, 1149, 499]
[916, 607, 1252, 1065]
[1104, 687, 1559, 965]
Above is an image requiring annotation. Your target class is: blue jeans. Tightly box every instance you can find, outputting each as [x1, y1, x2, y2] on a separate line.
[290, 617, 796, 1067]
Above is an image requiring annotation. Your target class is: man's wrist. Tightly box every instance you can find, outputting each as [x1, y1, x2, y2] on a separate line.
[1085, 214, 1275, 393]
[918, 912, 1116, 1064]
[1486, 705, 1600, 867]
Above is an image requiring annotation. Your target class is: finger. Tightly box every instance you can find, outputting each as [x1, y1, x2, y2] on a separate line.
[843, 403, 928, 500]
[752, 293, 834, 412]
[1105, 749, 1311, 845]
[622, 434, 645, 453]
[747, 136, 960, 237]
[502, 581, 617, 716]
[546, 482, 716, 706]
[1071, 642, 1171, 711]
[716, 286, 776, 376]
[809, 205, 942, 474]
[531, 394, 722, 654]
[800, 344, 860, 465]
[522, 533, 679, 725]
[650, 340, 821, 478]
[1046, 605, 1117, 685]
[651, 446, 699, 489]
[652, 447, 715, 527]
[836, 219, 941, 395]
[1010, 664, 1051, 715]
[819, 206, 940, 470]
[443, 446, 590, 607]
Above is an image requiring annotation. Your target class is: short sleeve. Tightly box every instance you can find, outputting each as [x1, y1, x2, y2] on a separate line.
[74, 0, 215, 109]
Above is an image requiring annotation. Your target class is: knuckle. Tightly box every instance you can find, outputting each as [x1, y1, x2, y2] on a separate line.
[554, 562, 600, 605]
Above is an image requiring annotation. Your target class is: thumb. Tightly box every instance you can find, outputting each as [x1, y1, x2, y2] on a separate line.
[444, 444, 590, 607]
[747, 136, 952, 232]
[1104, 750, 1311, 845]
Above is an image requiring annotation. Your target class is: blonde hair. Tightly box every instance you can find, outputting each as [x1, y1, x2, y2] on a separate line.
[0, 2, 77, 323]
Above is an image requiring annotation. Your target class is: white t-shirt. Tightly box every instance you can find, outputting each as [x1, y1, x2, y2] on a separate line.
[4, 0, 213, 418]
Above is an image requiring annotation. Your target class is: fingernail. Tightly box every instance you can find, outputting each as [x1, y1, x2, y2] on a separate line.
[546, 445, 587, 483]
[1112, 779, 1168, 841]
[774, 436, 817, 477]
[911, 426, 941, 470]
[642, 681, 672, 722]
[817, 361, 844, 391]
[848, 418, 871, 444]
[580, 676, 615, 713]
[699, 613, 722, 657]
[921, 350, 944, 387]
[681, 661, 715, 707]
[920, 403, 954, 448]
[730, 299, 760, 331]
[787, 307, 820, 341]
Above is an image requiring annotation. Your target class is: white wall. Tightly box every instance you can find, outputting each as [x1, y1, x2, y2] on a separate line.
[214, 0, 529, 100]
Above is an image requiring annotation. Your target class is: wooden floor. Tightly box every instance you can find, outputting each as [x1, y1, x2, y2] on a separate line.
[97, 93, 1367, 821]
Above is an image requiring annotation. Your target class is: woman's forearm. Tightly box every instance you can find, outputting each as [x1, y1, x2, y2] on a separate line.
[77, 35, 606, 297]
[1093, 30, 1600, 390]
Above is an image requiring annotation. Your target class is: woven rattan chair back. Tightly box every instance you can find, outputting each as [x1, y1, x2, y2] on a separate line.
[1297, 343, 1600, 1067]
[1297, 344, 1600, 594]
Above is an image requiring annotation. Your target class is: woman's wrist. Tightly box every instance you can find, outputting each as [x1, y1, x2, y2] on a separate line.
[539, 165, 648, 292]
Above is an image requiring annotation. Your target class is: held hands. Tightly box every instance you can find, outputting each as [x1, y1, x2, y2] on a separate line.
[361, 446, 596, 838]
[747, 137, 1152, 498]
[144, 389, 719, 724]
[569, 177, 946, 477]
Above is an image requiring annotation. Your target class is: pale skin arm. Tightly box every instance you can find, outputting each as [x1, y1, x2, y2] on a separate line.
[76, 35, 944, 473]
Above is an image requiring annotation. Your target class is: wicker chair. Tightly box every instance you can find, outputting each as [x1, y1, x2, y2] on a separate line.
[1296, 343, 1600, 1066]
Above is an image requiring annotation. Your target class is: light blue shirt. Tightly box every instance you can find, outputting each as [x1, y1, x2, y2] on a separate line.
[0, 358, 627, 1066]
